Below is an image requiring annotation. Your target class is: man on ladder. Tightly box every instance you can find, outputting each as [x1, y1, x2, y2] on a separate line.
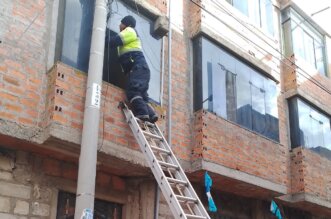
[106, 15, 158, 123]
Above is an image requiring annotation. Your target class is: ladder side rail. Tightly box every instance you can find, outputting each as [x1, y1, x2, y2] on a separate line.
[153, 124, 211, 219]
[122, 107, 187, 219]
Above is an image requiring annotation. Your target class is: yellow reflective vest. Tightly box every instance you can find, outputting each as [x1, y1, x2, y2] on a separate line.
[118, 27, 142, 56]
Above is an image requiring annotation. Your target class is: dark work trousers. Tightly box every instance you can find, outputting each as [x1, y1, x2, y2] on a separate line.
[126, 63, 156, 120]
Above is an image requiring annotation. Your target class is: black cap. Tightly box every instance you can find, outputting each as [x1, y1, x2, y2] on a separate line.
[121, 15, 136, 28]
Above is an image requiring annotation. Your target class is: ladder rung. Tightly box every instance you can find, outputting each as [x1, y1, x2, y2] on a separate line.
[135, 118, 155, 127]
[185, 214, 208, 219]
[151, 146, 171, 155]
[142, 131, 163, 140]
[167, 177, 188, 186]
[176, 195, 197, 203]
[158, 161, 179, 170]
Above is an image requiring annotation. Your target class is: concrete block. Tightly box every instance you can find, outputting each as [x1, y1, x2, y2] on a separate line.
[0, 196, 10, 213]
[0, 156, 14, 171]
[0, 171, 13, 181]
[0, 213, 17, 219]
[0, 182, 31, 199]
[31, 202, 50, 216]
[14, 200, 29, 215]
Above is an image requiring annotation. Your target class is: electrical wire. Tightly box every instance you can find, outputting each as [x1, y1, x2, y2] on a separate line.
[99, 0, 115, 152]
[190, 0, 331, 96]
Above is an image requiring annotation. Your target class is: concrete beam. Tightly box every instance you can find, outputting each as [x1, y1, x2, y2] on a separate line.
[194, 159, 287, 194]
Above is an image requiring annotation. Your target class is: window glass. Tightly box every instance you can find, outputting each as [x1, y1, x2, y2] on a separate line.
[286, 8, 326, 76]
[229, 0, 274, 35]
[262, 0, 274, 35]
[194, 37, 279, 141]
[59, 0, 161, 102]
[289, 98, 331, 159]
[233, 0, 248, 17]
[314, 41, 325, 73]
[56, 191, 122, 219]
[60, 0, 95, 72]
[105, 0, 162, 102]
[292, 25, 305, 58]
[236, 62, 252, 130]
[251, 71, 266, 134]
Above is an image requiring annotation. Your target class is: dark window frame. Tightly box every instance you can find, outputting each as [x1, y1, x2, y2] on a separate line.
[288, 97, 331, 157]
[193, 36, 279, 142]
[56, 190, 122, 219]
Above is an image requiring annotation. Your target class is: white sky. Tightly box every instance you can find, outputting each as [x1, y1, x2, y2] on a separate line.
[292, 0, 331, 34]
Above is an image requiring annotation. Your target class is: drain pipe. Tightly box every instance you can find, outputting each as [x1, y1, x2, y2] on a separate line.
[154, 2, 172, 218]
[167, 0, 172, 146]
[74, 0, 108, 218]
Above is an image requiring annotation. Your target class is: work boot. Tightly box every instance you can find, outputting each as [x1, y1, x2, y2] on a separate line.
[147, 103, 158, 123]
[130, 97, 149, 121]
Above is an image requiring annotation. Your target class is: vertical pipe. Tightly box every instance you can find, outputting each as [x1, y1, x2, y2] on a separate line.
[160, 37, 165, 106]
[168, 0, 172, 146]
[74, 0, 108, 218]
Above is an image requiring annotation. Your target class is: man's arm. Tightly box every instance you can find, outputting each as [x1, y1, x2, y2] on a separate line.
[105, 29, 123, 48]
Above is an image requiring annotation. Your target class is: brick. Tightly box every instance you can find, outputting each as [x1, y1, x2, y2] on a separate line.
[4, 59, 22, 70]
[0, 182, 31, 199]
[0, 112, 16, 120]
[0, 213, 17, 219]
[0, 156, 14, 171]
[14, 200, 29, 215]
[0, 171, 13, 181]
[96, 172, 111, 187]
[4, 103, 22, 113]
[3, 75, 20, 86]
[42, 159, 61, 177]
[111, 175, 125, 191]
[62, 164, 78, 180]
[0, 197, 10, 213]
[31, 202, 49, 216]
[0, 92, 19, 102]
[18, 117, 34, 126]
[53, 113, 67, 124]
[21, 98, 38, 108]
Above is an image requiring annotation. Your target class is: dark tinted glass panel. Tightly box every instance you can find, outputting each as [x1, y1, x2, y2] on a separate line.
[236, 62, 252, 130]
[61, 0, 95, 72]
[289, 98, 331, 159]
[105, 0, 161, 102]
[194, 37, 279, 141]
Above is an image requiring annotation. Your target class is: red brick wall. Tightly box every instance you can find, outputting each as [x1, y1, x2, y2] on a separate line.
[146, 0, 167, 14]
[0, 0, 48, 128]
[194, 110, 288, 186]
[282, 55, 331, 110]
[291, 147, 331, 200]
[47, 63, 141, 150]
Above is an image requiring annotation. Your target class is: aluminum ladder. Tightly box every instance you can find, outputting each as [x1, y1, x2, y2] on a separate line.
[120, 102, 210, 219]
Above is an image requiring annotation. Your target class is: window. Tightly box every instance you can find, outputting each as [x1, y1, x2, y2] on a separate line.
[282, 7, 326, 75]
[193, 37, 279, 141]
[289, 97, 331, 158]
[104, 0, 162, 102]
[59, 0, 95, 72]
[56, 191, 122, 219]
[225, 0, 274, 35]
[57, 0, 162, 102]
